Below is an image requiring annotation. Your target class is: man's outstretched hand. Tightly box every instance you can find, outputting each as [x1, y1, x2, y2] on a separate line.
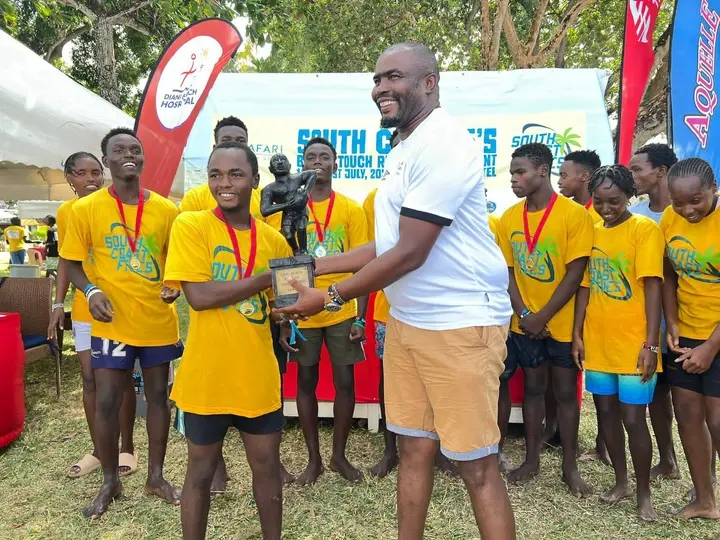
[273, 279, 326, 319]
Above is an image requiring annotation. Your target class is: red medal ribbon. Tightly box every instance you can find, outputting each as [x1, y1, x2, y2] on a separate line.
[584, 199, 592, 210]
[109, 185, 144, 255]
[307, 191, 335, 244]
[213, 208, 257, 279]
[523, 193, 558, 256]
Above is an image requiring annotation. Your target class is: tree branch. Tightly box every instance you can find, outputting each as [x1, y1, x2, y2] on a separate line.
[480, 0, 491, 66]
[107, 0, 155, 23]
[44, 23, 91, 62]
[527, 0, 550, 53]
[54, 0, 96, 20]
[502, 3, 528, 67]
[533, 0, 596, 66]
[491, 0, 511, 68]
[117, 16, 152, 36]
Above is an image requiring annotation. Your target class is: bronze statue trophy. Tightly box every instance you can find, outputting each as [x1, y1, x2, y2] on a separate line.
[261, 153, 317, 308]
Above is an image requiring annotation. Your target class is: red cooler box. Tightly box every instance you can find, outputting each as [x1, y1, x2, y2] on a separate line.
[0, 312, 26, 447]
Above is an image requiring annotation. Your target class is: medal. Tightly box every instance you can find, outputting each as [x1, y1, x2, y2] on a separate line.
[523, 193, 558, 268]
[110, 185, 145, 271]
[214, 208, 257, 281]
[239, 301, 255, 316]
[308, 191, 335, 257]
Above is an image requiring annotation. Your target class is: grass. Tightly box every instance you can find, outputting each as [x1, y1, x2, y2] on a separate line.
[1, 296, 719, 539]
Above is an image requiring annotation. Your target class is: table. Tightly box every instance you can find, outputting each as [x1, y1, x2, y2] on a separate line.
[0, 312, 25, 448]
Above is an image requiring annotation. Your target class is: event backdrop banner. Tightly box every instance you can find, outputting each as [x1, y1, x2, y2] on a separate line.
[185, 69, 613, 213]
[669, 0, 720, 172]
[135, 18, 242, 197]
[616, 0, 665, 165]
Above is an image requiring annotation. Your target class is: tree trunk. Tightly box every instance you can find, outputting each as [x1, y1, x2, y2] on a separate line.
[554, 34, 567, 68]
[93, 15, 120, 106]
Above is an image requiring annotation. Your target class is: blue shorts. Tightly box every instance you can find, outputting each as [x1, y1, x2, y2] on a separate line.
[585, 370, 657, 405]
[90, 337, 183, 370]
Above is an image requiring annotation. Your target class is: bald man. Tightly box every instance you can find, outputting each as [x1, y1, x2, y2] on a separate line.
[276, 42, 516, 540]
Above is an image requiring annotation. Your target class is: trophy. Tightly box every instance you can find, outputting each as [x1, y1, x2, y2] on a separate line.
[260, 154, 317, 308]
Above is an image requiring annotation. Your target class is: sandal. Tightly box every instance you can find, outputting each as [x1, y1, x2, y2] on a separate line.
[118, 452, 139, 477]
[68, 454, 101, 478]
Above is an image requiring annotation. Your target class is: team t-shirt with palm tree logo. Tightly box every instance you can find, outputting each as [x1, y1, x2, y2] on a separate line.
[660, 205, 720, 340]
[498, 194, 593, 342]
[581, 215, 665, 374]
[164, 210, 292, 417]
[60, 188, 180, 347]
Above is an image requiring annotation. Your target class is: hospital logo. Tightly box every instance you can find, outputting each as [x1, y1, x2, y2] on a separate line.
[510, 124, 582, 175]
[155, 36, 224, 130]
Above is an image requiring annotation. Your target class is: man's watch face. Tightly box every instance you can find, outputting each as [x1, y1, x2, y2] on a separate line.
[324, 303, 342, 313]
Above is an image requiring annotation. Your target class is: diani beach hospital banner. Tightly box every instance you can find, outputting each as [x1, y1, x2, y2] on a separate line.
[184, 69, 613, 214]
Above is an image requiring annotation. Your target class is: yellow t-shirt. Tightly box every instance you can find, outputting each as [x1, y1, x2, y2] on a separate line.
[57, 198, 94, 323]
[488, 213, 500, 241]
[302, 191, 369, 328]
[587, 203, 603, 225]
[660, 206, 720, 340]
[60, 188, 180, 346]
[499, 194, 594, 341]
[582, 215, 664, 373]
[4, 225, 25, 252]
[363, 189, 389, 323]
[165, 211, 291, 417]
[179, 183, 265, 221]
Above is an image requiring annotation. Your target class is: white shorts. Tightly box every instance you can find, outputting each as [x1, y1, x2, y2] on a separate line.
[72, 321, 92, 353]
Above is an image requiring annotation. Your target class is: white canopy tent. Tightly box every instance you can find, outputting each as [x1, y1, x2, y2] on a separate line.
[0, 30, 184, 201]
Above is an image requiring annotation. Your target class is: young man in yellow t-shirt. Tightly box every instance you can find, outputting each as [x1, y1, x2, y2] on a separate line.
[178, 115, 292, 490]
[497, 143, 593, 497]
[60, 128, 183, 519]
[49, 152, 138, 479]
[4, 217, 27, 264]
[167, 142, 292, 540]
[288, 137, 368, 485]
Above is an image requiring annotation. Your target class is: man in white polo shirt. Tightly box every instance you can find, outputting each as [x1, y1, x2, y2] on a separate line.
[277, 42, 515, 540]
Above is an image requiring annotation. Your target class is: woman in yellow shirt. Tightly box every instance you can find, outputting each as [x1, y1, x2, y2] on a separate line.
[572, 165, 663, 521]
[661, 158, 720, 520]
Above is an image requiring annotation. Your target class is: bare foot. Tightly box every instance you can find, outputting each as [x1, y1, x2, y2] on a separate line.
[296, 460, 324, 486]
[507, 460, 540, 485]
[435, 452, 460, 477]
[637, 493, 658, 522]
[281, 462, 294, 485]
[210, 467, 229, 494]
[600, 482, 632, 504]
[83, 480, 123, 519]
[650, 461, 681, 481]
[330, 455, 363, 483]
[562, 468, 593, 498]
[144, 477, 181, 505]
[370, 450, 398, 478]
[673, 500, 720, 519]
[498, 452, 511, 473]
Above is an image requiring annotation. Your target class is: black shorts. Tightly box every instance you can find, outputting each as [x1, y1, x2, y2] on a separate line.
[665, 337, 720, 398]
[501, 331, 575, 381]
[183, 409, 286, 446]
[656, 354, 669, 385]
[270, 322, 288, 374]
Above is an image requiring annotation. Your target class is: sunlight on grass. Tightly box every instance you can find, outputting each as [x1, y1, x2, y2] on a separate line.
[1, 297, 718, 538]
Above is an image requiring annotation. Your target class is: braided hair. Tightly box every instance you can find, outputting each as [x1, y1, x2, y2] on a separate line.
[63, 152, 102, 176]
[589, 164, 636, 198]
[667, 158, 716, 187]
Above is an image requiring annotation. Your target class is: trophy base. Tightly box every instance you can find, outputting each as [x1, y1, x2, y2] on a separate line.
[270, 255, 315, 308]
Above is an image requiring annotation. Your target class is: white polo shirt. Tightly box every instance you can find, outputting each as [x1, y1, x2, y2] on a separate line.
[374, 108, 511, 331]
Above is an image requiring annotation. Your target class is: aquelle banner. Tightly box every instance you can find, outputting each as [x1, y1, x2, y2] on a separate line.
[185, 69, 614, 214]
[669, 0, 720, 171]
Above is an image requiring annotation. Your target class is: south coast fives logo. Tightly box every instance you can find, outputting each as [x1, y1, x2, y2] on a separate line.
[105, 225, 161, 281]
[667, 236, 720, 283]
[588, 248, 633, 301]
[155, 36, 224, 130]
[510, 124, 582, 175]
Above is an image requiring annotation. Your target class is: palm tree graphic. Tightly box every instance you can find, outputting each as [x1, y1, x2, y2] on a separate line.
[608, 253, 631, 274]
[535, 237, 559, 260]
[555, 128, 582, 156]
[144, 233, 161, 256]
[693, 247, 720, 268]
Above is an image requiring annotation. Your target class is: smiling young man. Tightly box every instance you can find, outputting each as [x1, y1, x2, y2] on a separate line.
[288, 136, 369, 486]
[498, 143, 593, 498]
[60, 128, 183, 518]
[628, 143, 682, 482]
[167, 142, 291, 540]
[277, 43, 516, 540]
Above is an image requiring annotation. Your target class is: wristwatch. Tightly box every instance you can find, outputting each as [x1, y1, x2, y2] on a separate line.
[642, 342, 660, 353]
[52, 303, 64, 311]
[324, 284, 345, 313]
